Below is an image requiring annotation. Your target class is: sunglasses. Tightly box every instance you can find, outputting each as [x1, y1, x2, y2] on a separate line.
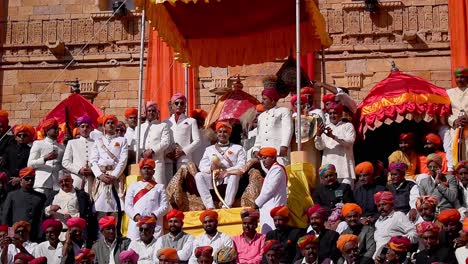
[139, 227, 154, 232]
[344, 247, 359, 254]
[174, 101, 185, 106]
[16, 133, 29, 138]
[22, 177, 34, 182]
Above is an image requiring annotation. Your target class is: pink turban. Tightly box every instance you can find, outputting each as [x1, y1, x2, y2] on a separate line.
[66, 217, 86, 229]
[119, 249, 139, 263]
[262, 88, 281, 102]
[307, 204, 330, 220]
[374, 191, 394, 204]
[171, 93, 187, 103]
[146, 101, 158, 109]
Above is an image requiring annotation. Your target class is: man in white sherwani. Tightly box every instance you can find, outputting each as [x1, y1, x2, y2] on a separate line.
[125, 158, 168, 240]
[253, 147, 288, 234]
[163, 93, 201, 179]
[90, 115, 128, 220]
[27, 118, 65, 196]
[138, 102, 171, 184]
[62, 115, 94, 191]
[195, 122, 246, 209]
[315, 102, 356, 185]
[447, 67, 468, 161]
[253, 77, 293, 166]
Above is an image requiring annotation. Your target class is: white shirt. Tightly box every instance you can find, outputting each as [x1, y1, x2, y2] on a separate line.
[27, 137, 65, 190]
[188, 232, 233, 264]
[34, 241, 63, 264]
[124, 181, 169, 240]
[314, 121, 356, 180]
[137, 121, 171, 162]
[62, 137, 94, 189]
[374, 211, 418, 258]
[124, 127, 136, 152]
[253, 106, 293, 153]
[163, 114, 201, 163]
[44, 189, 80, 227]
[198, 144, 246, 175]
[128, 238, 158, 264]
[455, 246, 468, 264]
[5, 241, 38, 264]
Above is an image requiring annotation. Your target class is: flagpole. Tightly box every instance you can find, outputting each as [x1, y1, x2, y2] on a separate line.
[136, 1, 146, 161]
[295, 0, 302, 151]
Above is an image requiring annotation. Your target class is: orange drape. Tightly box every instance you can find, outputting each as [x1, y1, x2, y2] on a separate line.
[145, 30, 195, 120]
[448, 0, 468, 87]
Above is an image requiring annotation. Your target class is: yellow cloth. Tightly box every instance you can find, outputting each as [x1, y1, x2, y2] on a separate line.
[182, 208, 244, 237]
[388, 150, 418, 180]
[286, 162, 315, 229]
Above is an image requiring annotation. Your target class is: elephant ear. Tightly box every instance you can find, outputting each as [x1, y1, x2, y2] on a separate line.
[276, 56, 311, 97]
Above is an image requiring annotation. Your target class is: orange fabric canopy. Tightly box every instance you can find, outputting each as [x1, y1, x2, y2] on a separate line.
[135, 0, 331, 67]
[448, 0, 468, 87]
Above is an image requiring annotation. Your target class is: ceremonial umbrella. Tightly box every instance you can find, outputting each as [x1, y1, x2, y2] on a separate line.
[357, 70, 451, 137]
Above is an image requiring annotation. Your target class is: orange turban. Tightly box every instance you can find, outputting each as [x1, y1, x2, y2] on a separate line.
[415, 196, 438, 212]
[215, 121, 232, 134]
[463, 217, 468, 232]
[72, 127, 80, 138]
[42, 118, 58, 132]
[191, 109, 208, 120]
[342, 203, 363, 217]
[137, 216, 157, 227]
[13, 125, 35, 138]
[125, 108, 138, 118]
[258, 147, 277, 157]
[19, 167, 35, 178]
[240, 208, 260, 220]
[138, 158, 156, 169]
[195, 246, 213, 258]
[97, 116, 104, 125]
[270, 206, 289, 218]
[263, 240, 283, 254]
[355, 161, 374, 175]
[438, 209, 461, 225]
[256, 104, 265, 113]
[75, 249, 95, 261]
[199, 210, 219, 223]
[166, 209, 185, 221]
[425, 133, 442, 147]
[290, 94, 308, 106]
[66, 217, 86, 229]
[103, 115, 118, 125]
[416, 221, 440, 235]
[13, 221, 31, 232]
[0, 110, 9, 122]
[399, 132, 415, 143]
[336, 234, 359, 253]
[388, 236, 412, 253]
[297, 234, 318, 249]
[98, 216, 117, 229]
[322, 93, 335, 103]
[374, 191, 394, 204]
[157, 248, 178, 261]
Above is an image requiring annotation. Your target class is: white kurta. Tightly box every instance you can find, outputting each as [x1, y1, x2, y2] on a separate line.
[90, 135, 128, 212]
[163, 114, 201, 165]
[192, 128, 213, 166]
[128, 238, 158, 264]
[124, 180, 169, 240]
[62, 136, 94, 190]
[44, 189, 80, 229]
[34, 241, 64, 264]
[27, 137, 65, 192]
[195, 143, 246, 208]
[254, 163, 288, 234]
[447, 86, 468, 160]
[314, 121, 356, 181]
[253, 106, 293, 166]
[188, 232, 233, 264]
[137, 121, 171, 184]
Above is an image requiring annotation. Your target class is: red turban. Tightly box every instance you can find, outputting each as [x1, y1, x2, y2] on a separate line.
[355, 161, 374, 175]
[158, 248, 179, 261]
[215, 122, 232, 134]
[399, 132, 415, 143]
[322, 93, 335, 103]
[137, 216, 157, 227]
[42, 219, 62, 232]
[297, 234, 318, 249]
[0, 224, 8, 232]
[240, 208, 260, 220]
[19, 167, 35, 178]
[138, 158, 156, 169]
[14, 253, 34, 262]
[199, 210, 219, 223]
[66, 217, 86, 229]
[463, 217, 468, 232]
[29, 256, 48, 264]
[301, 87, 314, 96]
[42, 118, 58, 132]
[263, 240, 283, 254]
[0, 110, 9, 124]
[262, 88, 281, 102]
[13, 125, 35, 138]
[270, 206, 289, 218]
[119, 249, 139, 262]
[166, 209, 185, 221]
[415, 196, 438, 212]
[0, 172, 7, 184]
[191, 109, 208, 120]
[256, 104, 265, 113]
[336, 234, 359, 253]
[195, 246, 213, 258]
[342, 203, 363, 217]
[328, 102, 344, 113]
[425, 133, 442, 147]
[99, 216, 117, 229]
[97, 116, 104, 125]
[258, 147, 277, 157]
[125, 108, 138, 118]
[13, 221, 31, 232]
[374, 191, 394, 204]
[171, 93, 187, 103]
[290, 94, 308, 106]
[75, 249, 95, 261]
[388, 236, 412, 253]
[416, 221, 440, 235]
[307, 204, 330, 220]
[438, 209, 461, 225]
[103, 115, 118, 125]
